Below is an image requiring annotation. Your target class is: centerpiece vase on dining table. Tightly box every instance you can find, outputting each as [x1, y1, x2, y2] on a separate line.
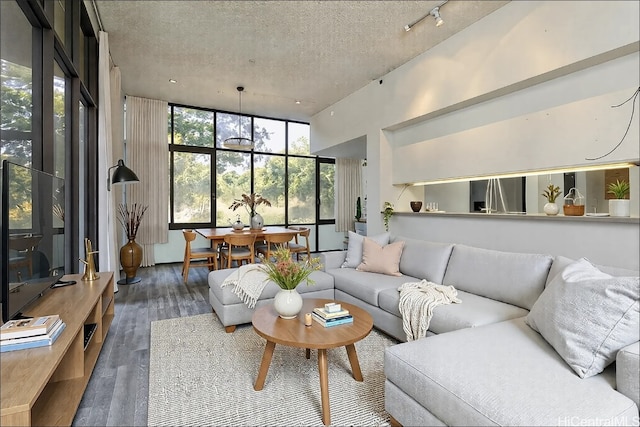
[250, 212, 264, 229]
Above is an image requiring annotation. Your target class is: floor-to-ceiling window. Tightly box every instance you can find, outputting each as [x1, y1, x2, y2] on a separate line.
[168, 103, 335, 252]
[1, 0, 99, 273]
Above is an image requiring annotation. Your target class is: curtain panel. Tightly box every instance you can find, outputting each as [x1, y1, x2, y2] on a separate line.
[125, 96, 169, 267]
[335, 158, 362, 232]
[96, 31, 120, 292]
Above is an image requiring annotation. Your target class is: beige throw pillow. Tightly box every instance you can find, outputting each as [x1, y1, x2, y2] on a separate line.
[356, 238, 404, 276]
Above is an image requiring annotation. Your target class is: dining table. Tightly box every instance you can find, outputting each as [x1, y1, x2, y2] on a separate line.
[195, 226, 300, 253]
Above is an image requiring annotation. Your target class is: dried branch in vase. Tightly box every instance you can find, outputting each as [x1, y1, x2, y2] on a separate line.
[117, 203, 148, 240]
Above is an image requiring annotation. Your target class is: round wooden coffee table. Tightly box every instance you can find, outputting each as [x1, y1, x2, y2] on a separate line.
[252, 298, 373, 426]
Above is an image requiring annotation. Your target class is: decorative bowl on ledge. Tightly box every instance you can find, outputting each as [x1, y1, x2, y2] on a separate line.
[410, 201, 423, 212]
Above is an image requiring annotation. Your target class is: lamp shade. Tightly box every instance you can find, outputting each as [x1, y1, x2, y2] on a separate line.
[108, 159, 139, 190]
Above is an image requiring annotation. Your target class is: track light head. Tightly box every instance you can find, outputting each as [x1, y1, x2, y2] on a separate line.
[430, 7, 444, 27]
[404, 24, 411, 32]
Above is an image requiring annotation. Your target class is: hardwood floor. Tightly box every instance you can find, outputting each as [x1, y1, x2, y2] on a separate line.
[72, 263, 213, 426]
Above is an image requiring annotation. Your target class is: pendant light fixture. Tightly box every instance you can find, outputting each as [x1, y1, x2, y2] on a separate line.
[223, 86, 254, 150]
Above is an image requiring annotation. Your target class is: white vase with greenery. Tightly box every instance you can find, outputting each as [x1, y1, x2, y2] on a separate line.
[608, 180, 631, 217]
[541, 184, 561, 216]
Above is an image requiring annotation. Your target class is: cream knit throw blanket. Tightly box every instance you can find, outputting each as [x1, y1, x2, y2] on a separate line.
[398, 280, 461, 341]
[220, 264, 270, 308]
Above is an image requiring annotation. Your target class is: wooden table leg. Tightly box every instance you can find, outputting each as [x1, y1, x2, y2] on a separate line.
[345, 344, 363, 381]
[254, 340, 276, 391]
[318, 348, 330, 426]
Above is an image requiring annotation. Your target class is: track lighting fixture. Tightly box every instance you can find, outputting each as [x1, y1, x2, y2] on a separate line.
[430, 6, 444, 27]
[404, 1, 447, 31]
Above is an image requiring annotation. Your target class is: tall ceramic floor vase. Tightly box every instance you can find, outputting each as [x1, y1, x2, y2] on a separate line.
[119, 239, 143, 284]
[250, 212, 264, 229]
[273, 288, 303, 319]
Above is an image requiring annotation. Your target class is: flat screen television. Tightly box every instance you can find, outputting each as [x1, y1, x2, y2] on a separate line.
[1, 161, 65, 323]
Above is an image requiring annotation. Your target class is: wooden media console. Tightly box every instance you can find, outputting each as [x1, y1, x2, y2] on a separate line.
[1, 272, 114, 426]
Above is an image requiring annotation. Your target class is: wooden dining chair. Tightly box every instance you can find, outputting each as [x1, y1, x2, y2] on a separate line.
[182, 230, 219, 283]
[256, 232, 294, 261]
[287, 226, 311, 261]
[220, 233, 257, 269]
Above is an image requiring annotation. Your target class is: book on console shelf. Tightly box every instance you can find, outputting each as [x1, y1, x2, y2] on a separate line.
[0, 314, 61, 340]
[0, 321, 66, 352]
[312, 307, 350, 319]
[311, 312, 353, 327]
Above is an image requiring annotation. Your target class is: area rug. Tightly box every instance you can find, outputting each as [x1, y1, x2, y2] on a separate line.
[148, 313, 397, 426]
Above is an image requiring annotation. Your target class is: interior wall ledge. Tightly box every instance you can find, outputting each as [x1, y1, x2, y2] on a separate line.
[393, 211, 640, 224]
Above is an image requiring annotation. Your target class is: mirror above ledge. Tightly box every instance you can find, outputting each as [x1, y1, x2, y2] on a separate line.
[396, 165, 639, 219]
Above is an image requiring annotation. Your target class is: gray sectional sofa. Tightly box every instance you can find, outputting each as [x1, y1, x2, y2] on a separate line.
[208, 233, 640, 426]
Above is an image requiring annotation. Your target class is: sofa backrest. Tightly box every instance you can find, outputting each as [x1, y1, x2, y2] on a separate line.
[442, 244, 553, 310]
[546, 255, 640, 286]
[390, 236, 454, 284]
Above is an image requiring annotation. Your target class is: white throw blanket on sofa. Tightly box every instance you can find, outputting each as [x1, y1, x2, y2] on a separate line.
[398, 280, 461, 341]
[220, 264, 269, 308]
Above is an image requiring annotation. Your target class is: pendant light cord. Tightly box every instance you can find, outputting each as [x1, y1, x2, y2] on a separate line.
[586, 86, 640, 161]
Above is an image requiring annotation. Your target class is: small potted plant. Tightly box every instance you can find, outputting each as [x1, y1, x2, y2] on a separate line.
[607, 179, 631, 217]
[541, 184, 561, 216]
[382, 201, 394, 231]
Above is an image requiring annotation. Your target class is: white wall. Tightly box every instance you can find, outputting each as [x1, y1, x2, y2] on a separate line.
[310, 0, 639, 247]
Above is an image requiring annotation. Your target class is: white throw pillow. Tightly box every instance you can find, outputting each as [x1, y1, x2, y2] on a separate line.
[341, 231, 390, 268]
[525, 258, 639, 379]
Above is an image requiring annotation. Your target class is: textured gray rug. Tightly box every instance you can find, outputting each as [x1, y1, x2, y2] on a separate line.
[148, 313, 397, 426]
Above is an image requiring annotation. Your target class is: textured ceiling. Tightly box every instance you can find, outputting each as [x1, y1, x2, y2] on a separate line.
[94, 1, 508, 122]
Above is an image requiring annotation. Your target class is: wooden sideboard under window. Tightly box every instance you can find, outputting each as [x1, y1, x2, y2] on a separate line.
[1, 272, 114, 426]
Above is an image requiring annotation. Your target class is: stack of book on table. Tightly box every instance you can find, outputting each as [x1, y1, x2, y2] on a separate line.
[312, 303, 353, 327]
[0, 314, 66, 352]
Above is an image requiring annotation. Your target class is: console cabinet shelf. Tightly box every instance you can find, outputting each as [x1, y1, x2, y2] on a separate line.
[1, 272, 114, 426]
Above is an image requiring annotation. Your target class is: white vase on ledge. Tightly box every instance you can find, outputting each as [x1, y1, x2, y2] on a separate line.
[543, 202, 559, 216]
[609, 199, 630, 217]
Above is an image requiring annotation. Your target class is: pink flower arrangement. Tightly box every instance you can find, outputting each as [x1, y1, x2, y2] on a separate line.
[260, 246, 322, 290]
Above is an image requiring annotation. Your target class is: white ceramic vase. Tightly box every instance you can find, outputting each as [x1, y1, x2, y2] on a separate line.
[609, 199, 630, 217]
[250, 213, 264, 229]
[543, 202, 559, 216]
[273, 288, 303, 319]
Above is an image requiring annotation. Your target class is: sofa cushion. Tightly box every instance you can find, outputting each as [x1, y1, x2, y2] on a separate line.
[379, 288, 528, 334]
[208, 269, 334, 305]
[442, 244, 552, 310]
[342, 231, 390, 268]
[327, 267, 416, 307]
[526, 258, 640, 379]
[390, 236, 453, 284]
[384, 317, 638, 426]
[617, 342, 640, 410]
[547, 255, 639, 287]
[356, 239, 404, 276]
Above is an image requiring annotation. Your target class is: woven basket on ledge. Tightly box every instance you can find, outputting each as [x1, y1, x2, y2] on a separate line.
[563, 204, 585, 216]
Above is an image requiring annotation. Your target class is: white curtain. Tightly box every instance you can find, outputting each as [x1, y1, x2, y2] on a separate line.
[125, 96, 169, 267]
[97, 31, 120, 293]
[335, 158, 362, 232]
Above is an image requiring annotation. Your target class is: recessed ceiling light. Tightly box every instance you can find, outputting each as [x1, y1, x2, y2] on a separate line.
[295, 100, 301, 105]
[169, 79, 177, 84]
